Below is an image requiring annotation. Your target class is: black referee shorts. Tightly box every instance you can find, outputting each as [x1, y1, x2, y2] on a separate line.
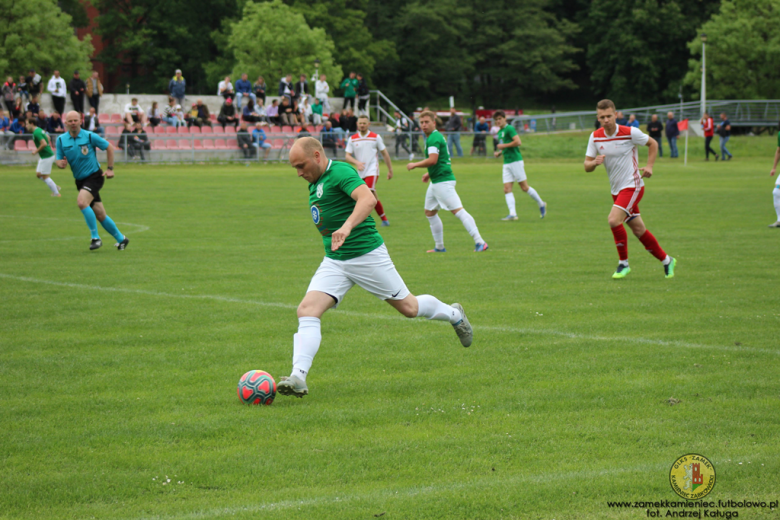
[75, 169, 105, 206]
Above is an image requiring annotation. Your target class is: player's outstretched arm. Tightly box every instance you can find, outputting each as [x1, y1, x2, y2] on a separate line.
[406, 154, 437, 172]
[330, 184, 376, 251]
[771, 147, 780, 176]
[640, 138, 658, 178]
[584, 155, 604, 172]
[344, 152, 365, 171]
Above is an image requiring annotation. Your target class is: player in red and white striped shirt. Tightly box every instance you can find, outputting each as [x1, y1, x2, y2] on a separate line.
[345, 115, 394, 225]
[584, 99, 676, 279]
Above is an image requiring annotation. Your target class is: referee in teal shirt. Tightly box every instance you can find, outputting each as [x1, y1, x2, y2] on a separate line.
[56, 111, 129, 250]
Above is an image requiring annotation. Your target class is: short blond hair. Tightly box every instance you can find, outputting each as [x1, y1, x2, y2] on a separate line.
[291, 136, 324, 157]
[596, 99, 616, 111]
[419, 110, 436, 121]
[357, 115, 369, 121]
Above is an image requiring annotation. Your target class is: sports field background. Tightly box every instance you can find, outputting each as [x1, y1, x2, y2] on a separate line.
[1, 132, 778, 519]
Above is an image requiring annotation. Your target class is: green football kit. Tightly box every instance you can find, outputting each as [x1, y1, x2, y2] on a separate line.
[424, 130, 456, 183]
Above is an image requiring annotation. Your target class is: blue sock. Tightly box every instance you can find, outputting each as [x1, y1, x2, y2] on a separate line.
[99, 215, 125, 243]
[81, 207, 100, 240]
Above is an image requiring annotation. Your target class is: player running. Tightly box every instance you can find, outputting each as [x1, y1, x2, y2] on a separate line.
[583, 99, 675, 279]
[492, 110, 546, 220]
[767, 128, 780, 228]
[344, 115, 393, 226]
[24, 119, 61, 197]
[277, 137, 473, 398]
[55, 111, 129, 251]
[406, 110, 488, 252]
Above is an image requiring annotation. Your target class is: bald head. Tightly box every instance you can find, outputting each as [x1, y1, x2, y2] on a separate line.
[65, 111, 82, 135]
[289, 137, 328, 183]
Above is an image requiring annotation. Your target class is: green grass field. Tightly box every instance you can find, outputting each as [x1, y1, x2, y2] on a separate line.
[1, 133, 779, 520]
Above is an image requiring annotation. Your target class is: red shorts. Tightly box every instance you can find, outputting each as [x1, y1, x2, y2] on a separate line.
[612, 187, 644, 221]
[363, 175, 378, 190]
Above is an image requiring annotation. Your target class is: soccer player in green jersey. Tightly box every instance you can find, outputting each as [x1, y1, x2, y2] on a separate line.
[24, 118, 61, 196]
[406, 111, 488, 252]
[493, 111, 546, 220]
[278, 137, 474, 398]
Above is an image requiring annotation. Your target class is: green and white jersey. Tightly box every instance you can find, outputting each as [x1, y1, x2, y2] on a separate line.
[497, 124, 522, 164]
[424, 130, 456, 183]
[33, 127, 54, 159]
[309, 160, 384, 260]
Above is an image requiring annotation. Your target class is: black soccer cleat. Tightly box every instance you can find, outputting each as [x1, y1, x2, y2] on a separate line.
[115, 237, 129, 251]
[90, 239, 102, 250]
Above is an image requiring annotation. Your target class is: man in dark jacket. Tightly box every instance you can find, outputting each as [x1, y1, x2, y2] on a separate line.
[294, 74, 308, 103]
[217, 98, 238, 128]
[445, 107, 464, 158]
[236, 121, 254, 159]
[168, 70, 186, 108]
[665, 111, 679, 158]
[646, 114, 664, 157]
[68, 71, 86, 114]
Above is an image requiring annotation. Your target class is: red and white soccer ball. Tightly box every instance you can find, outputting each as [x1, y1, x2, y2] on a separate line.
[237, 370, 276, 405]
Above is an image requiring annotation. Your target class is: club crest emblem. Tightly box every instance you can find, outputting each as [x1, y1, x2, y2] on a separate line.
[311, 205, 320, 225]
[670, 454, 716, 499]
[81, 145, 89, 155]
[316, 183, 324, 198]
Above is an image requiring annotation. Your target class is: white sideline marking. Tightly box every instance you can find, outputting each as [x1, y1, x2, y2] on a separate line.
[0, 273, 775, 355]
[126, 462, 663, 519]
[0, 214, 150, 242]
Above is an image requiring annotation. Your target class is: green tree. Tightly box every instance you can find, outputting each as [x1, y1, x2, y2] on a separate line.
[221, 0, 342, 87]
[93, 0, 238, 94]
[584, 0, 719, 107]
[283, 0, 397, 88]
[0, 0, 92, 80]
[684, 0, 780, 99]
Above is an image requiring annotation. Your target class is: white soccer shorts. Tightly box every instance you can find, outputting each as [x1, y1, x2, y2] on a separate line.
[424, 180, 463, 211]
[306, 244, 410, 307]
[502, 160, 527, 184]
[37, 156, 55, 175]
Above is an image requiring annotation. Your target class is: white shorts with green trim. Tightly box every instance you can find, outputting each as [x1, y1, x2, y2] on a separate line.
[502, 160, 526, 184]
[37, 156, 55, 175]
[424, 180, 463, 211]
[306, 244, 410, 307]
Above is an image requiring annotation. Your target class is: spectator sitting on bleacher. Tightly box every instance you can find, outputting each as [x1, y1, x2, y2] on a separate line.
[235, 73, 254, 108]
[236, 121, 253, 158]
[82, 107, 104, 137]
[254, 99, 267, 121]
[124, 98, 148, 126]
[0, 110, 13, 149]
[338, 109, 350, 133]
[299, 96, 312, 125]
[344, 109, 358, 133]
[186, 103, 199, 126]
[278, 74, 293, 100]
[254, 76, 267, 105]
[2, 77, 15, 115]
[294, 74, 308, 103]
[218, 98, 238, 128]
[46, 112, 64, 134]
[615, 111, 627, 126]
[118, 122, 146, 160]
[266, 99, 280, 126]
[26, 69, 42, 98]
[218, 76, 234, 100]
[329, 112, 344, 139]
[252, 122, 271, 159]
[279, 97, 296, 127]
[26, 96, 40, 115]
[16, 76, 28, 104]
[35, 110, 47, 129]
[132, 121, 150, 159]
[9, 114, 25, 138]
[242, 99, 261, 123]
[627, 114, 639, 128]
[149, 101, 162, 127]
[321, 120, 338, 157]
[163, 97, 184, 127]
[196, 99, 212, 127]
[471, 115, 489, 155]
[118, 122, 133, 151]
[311, 98, 323, 125]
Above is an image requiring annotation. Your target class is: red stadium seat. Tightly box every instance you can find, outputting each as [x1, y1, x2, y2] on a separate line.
[283, 126, 294, 133]
[110, 113, 123, 123]
[177, 126, 190, 135]
[189, 126, 202, 135]
[98, 114, 110, 124]
[151, 140, 167, 150]
[178, 139, 191, 150]
[193, 139, 203, 149]
[209, 113, 217, 122]
[306, 126, 315, 133]
[225, 126, 237, 134]
[106, 126, 120, 135]
[165, 126, 177, 134]
[153, 126, 166, 134]
[227, 139, 238, 148]
[214, 139, 227, 150]
[271, 139, 285, 149]
[110, 140, 120, 149]
[27, 140, 38, 150]
[14, 140, 28, 151]
[201, 139, 215, 150]
[268, 126, 280, 133]
[166, 139, 178, 149]
[213, 126, 225, 134]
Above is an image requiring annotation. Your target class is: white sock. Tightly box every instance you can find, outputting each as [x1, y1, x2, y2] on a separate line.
[619, 260, 629, 267]
[291, 317, 321, 382]
[773, 187, 780, 220]
[416, 295, 462, 324]
[662, 255, 671, 265]
[505, 192, 516, 216]
[427, 214, 444, 249]
[526, 187, 543, 207]
[42, 177, 59, 195]
[454, 209, 484, 245]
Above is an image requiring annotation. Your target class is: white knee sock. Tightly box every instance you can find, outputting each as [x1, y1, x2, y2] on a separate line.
[774, 187, 780, 220]
[41, 177, 59, 195]
[505, 192, 516, 216]
[292, 317, 321, 382]
[416, 294, 462, 324]
[427, 214, 444, 249]
[526, 187, 543, 207]
[454, 209, 484, 245]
